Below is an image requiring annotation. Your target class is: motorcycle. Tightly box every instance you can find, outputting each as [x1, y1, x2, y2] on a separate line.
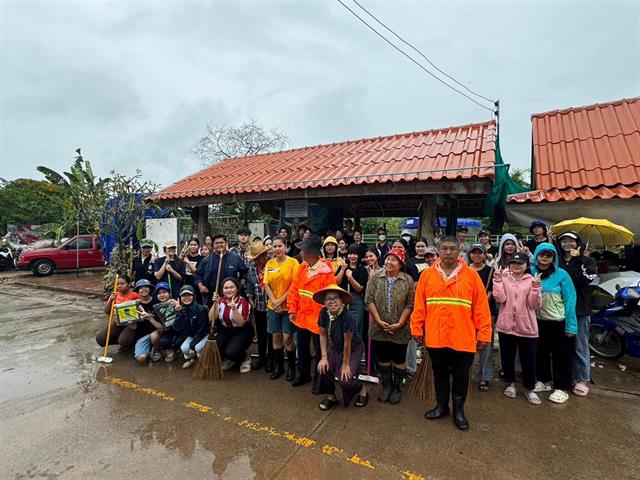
[0, 241, 15, 271]
[589, 283, 640, 360]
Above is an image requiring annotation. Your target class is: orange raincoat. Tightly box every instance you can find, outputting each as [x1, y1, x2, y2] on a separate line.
[287, 259, 335, 334]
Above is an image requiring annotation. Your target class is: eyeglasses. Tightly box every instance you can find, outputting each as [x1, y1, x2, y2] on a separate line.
[324, 296, 341, 303]
[538, 251, 554, 258]
[141, 246, 152, 249]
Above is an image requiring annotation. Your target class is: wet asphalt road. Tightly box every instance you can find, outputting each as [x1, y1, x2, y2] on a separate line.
[1, 283, 639, 480]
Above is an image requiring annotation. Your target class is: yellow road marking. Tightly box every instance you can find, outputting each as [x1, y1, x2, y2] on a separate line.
[101, 375, 426, 479]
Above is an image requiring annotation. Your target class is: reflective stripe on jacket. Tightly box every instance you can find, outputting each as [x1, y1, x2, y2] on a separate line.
[410, 258, 492, 353]
[287, 259, 335, 334]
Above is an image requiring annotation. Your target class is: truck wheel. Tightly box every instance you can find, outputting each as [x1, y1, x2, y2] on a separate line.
[32, 259, 55, 276]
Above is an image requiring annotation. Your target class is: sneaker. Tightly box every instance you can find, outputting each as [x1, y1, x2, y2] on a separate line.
[533, 381, 552, 393]
[182, 359, 196, 369]
[164, 350, 175, 362]
[151, 349, 161, 362]
[221, 359, 235, 371]
[240, 356, 252, 374]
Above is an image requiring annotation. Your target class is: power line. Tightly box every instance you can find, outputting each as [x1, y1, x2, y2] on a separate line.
[336, 0, 496, 113]
[351, 0, 496, 105]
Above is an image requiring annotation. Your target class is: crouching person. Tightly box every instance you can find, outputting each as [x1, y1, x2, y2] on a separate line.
[149, 282, 182, 362]
[314, 285, 368, 410]
[132, 279, 163, 362]
[96, 274, 139, 351]
[174, 285, 210, 369]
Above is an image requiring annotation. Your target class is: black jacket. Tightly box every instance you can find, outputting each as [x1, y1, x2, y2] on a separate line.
[173, 302, 210, 349]
[557, 240, 598, 317]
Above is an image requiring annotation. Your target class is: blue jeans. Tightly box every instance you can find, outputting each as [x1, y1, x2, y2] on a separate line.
[348, 293, 365, 337]
[406, 339, 417, 374]
[573, 315, 591, 382]
[267, 309, 295, 335]
[180, 336, 209, 359]
[477, 316, 496, 381]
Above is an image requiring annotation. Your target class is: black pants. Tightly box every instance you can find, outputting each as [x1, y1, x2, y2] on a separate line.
[537, 320, 573, 390]
[254, 310, 272, 361]
[296, 326, 320, 377]
[498, 333, 538, 390]
[428, 347, 475, 405]
[216, 323, 254, 363]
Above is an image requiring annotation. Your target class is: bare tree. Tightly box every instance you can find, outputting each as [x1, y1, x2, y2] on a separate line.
[194, 119, 289, 166]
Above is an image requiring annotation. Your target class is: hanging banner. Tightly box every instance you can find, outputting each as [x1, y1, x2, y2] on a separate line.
[285, 200, 308, 218]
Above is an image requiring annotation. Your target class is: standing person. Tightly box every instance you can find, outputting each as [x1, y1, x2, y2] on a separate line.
[556, 231, 597, 397]
[531, 243, 577, 404]
[204, 235, 214, 252]
[365, 248, 415, 405]
[492, 253, 543, 404]
[406, 238, 429, 282]
[179, 238, 204, 289]
[200, 244, 211, 258]
[495, 233, 518, 269]
[364, 249, 381, 279]
[352, 229, 368, 261]
[337, 238, 349, 258]
[375, 227, 391, 266]
[264, 236, 299, 380]
[400, 229, 416, 257]
[526, 221, 551, 253]
[133, 239, 156, 284]
[154, 240, 185, 299]
[315, 285, 368, 409]
[342, 219, 355, 245]
[132, 279, 163, 363]
[174, 285, 210, 369]
[246, 240, 274, 372]
[209, 278, 254, 372]
[287, 235, 336, 388]
[95, 274, 139, 350]
[456, 226, 469, 255]
[467, 243, 496, 392]
[231, 227, 252, 263]
[478, 230, 498, 260]
[338, 244, 368, 337]
[263, 236, 274, 259]
[279, 227, 299, 258]
[322, 236, 341, 273]
[410, 236, 492, 430]
[195, 234, 248, 306]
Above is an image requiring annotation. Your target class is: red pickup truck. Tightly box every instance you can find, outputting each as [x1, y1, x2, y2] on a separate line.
[17, 235, 105, 276]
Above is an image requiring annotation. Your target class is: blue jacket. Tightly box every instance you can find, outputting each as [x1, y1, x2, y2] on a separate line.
[195, 251, 248, 292]
[173, 302, 210, 349]
[530, 243, 578, 334]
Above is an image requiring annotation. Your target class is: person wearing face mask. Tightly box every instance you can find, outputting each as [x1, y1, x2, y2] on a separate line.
[530, 243, 577, 404]
[400, 230, 416, 257]
[376, 227, 390, 266]
[556, 231, 597, 397]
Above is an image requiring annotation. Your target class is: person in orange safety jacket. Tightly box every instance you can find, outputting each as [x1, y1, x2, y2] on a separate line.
[410, 235, 491, 431]
[288, 234, 336, 389]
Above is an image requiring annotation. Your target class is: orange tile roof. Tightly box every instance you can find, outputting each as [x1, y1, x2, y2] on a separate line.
[153, 120, 497, 201]
[508, 97, 640, 203]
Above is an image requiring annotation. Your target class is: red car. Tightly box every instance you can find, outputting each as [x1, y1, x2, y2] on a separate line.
[17, 235, 105, 276]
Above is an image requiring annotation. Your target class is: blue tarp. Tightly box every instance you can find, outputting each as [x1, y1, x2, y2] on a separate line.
[402, 217, 482, 229]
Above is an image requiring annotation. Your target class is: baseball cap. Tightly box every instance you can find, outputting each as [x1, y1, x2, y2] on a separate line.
[468, 243, 487, 254]
[164, 240, 177, 249]
[425, 247, 438, 255]
[179, 285, 195, 296]
[509, 252, 530, 264]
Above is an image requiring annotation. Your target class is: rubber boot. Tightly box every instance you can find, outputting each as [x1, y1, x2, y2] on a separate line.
[377, 366, 393, 403]
[388, 367, 404, 405]
[270, 349, 284, 380]
[265, 335, 274, 373]
[285, 350, 297, 382]
[452, 394, 469, 430]
[425, 370, 451, 419]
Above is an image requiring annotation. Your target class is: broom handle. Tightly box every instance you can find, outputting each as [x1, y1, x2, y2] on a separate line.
[102, 274, 119, 358]
[366, 312, 372, 376]
[207, 251, 224, 339]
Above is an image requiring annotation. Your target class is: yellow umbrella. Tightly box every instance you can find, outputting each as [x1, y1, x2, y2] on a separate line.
[552, 218, 635, 248]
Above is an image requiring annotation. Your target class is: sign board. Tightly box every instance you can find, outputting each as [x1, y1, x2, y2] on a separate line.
[285, 200, 308, 218]
[248, 222, 268, 239]
[145, 218, 178, 253]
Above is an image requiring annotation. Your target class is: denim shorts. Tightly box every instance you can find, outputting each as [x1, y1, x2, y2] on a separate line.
[135, 334, 152, 359]
[267, 309, 295, 335]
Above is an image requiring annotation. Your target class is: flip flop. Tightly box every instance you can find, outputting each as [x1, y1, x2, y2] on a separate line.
[573, 382, 589, 397]
[526, 391, 541, 405]
[503, 385, 517, 398]
[319, 397, 340, 411]
[355, 392, 369, 407]
[479, 380, 489, 392]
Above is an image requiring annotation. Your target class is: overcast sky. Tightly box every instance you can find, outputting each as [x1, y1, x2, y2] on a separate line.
[1, 1, 638, 190]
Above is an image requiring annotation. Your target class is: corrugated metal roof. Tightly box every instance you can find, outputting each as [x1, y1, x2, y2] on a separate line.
[508, 97, 640, 204]
[153, 121, 497, 201]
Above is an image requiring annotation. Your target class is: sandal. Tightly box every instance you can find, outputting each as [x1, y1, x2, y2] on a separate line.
[548, 389, 569, 404]
[572, 382, 589, 397]
[533, 381, 553, 393]
[181, 359, 196, 369]
[526, 391, 541, 405]
[319, 397, 339, 411]
[503, 385, 517, 398]
[354, 392, 369, 407]
[479, 380, 489, 392]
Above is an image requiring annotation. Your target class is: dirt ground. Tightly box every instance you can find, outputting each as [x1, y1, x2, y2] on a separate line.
[1, 280, 639, 480]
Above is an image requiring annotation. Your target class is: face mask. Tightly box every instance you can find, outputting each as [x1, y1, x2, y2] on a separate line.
[401, 235, 411, 241]
[378, 235, 386, 241]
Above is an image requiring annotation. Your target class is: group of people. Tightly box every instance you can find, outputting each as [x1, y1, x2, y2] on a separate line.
[96, 219, 597, 431]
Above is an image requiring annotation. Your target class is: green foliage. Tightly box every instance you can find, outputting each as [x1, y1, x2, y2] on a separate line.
[37, 149, 110, 237]
[0, 178, 65, 235]
[510, 168, 531, 189]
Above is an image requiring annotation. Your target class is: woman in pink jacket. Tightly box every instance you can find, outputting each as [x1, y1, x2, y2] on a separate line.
[493, 252, 543, 404]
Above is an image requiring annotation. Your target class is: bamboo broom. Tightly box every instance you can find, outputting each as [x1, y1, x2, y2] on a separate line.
[193, 250, 224, 380]
[98, 274, 119, 364]
[407, 346, 434, 401]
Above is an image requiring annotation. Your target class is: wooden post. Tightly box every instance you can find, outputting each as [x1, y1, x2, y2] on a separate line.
[418, 196, 436, 246]
[445, 195, 459, 236]
[197, 205, 209, 241]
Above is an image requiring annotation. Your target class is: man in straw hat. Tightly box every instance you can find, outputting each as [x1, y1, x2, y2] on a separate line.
[287, 235, 335, 389]
[246, 239, 274, 372]
[410, 235, 491, 431]
[314, 285, 368, 410]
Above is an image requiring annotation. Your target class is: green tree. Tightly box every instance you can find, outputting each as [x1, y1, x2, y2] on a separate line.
[37, 149, 110, 239]
[510, 168, 531, 189]
[0, 179, 65, 235]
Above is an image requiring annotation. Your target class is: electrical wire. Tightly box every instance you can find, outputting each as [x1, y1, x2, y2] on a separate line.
[336, 0, 496, 113]
[351, 0, 496, 105]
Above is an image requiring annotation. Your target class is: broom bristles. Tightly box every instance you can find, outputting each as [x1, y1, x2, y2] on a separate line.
[407, 349, 435, 401]
[193, 338, 224, 381]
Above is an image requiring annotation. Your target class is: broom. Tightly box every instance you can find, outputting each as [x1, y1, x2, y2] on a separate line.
[98, 274, 119, 364]
[193, 251, 224, 380]
[407, 345, 435, 401]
